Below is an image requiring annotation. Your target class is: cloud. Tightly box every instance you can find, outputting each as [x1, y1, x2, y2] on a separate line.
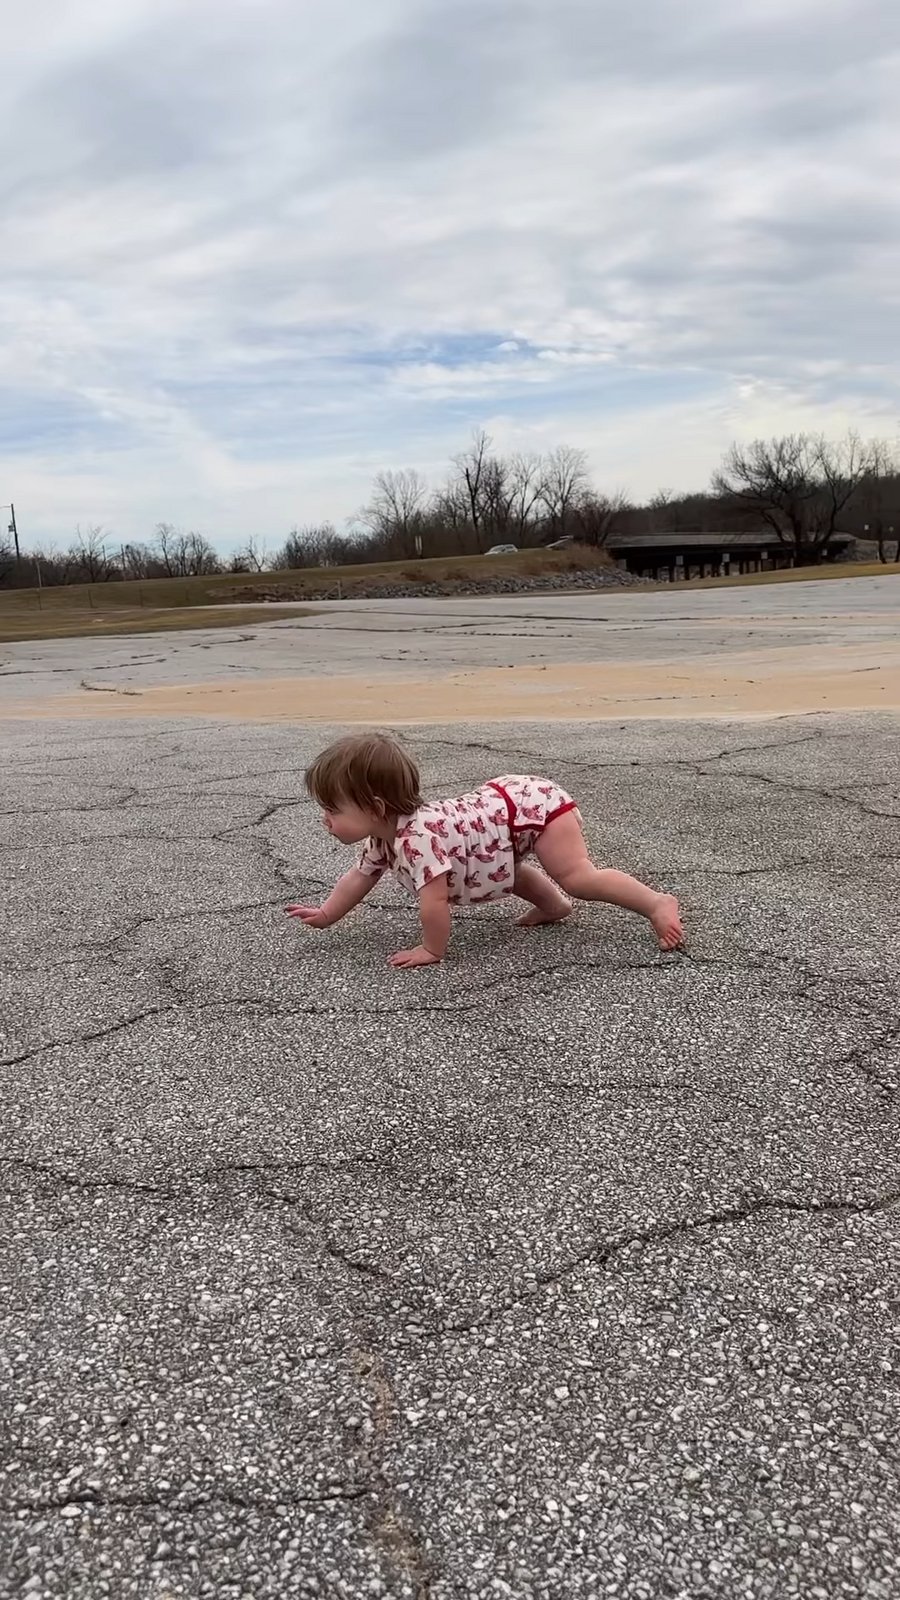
[1, 0, 898, 550]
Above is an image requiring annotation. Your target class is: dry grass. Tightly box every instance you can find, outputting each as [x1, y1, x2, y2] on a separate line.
[0, 604, 315, 645]
[0, 544, 609, 617]
[0, 546, 611, 642]
[676, 559, 900, 591]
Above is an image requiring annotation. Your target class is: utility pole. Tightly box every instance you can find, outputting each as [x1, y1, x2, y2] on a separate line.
[2, 503, 19, 560]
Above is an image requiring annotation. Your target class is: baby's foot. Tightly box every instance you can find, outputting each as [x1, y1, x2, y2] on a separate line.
[649, 892, 684, 950]
[517, 895, 573, 928]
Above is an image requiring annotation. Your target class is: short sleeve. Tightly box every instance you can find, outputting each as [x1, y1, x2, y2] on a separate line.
[358, 836, 391, 878]
[395, 814, 452, 893]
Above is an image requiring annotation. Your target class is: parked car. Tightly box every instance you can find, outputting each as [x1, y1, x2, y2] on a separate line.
[484, 543, 518, 555]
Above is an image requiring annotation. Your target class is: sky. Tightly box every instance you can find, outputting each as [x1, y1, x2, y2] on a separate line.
[1, 0, 899, 554]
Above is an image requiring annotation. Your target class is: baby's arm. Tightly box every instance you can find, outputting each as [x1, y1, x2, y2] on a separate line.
[389, 875, 451, 969]
[286, 868, 379, 929]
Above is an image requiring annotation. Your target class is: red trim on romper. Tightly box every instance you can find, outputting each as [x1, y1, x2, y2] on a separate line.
[487, 783, 578, 833]
[544, 800, 579, 826]
[486, 781, 517, 828]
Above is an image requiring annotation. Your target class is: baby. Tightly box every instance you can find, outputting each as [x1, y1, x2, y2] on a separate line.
[286, 733, 683, 969]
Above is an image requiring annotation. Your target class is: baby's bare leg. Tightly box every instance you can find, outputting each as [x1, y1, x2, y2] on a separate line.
[512, 861, 573, 928]
[534, 812, 683, 950]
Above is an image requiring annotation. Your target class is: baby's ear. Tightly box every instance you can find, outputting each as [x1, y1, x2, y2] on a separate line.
[372, 796, 387, 818]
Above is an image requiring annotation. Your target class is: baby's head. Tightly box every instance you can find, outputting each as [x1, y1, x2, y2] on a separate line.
[305, 733, 423, 843]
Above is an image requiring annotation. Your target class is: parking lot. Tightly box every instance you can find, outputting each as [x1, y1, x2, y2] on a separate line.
[1, 577, 899, 1598]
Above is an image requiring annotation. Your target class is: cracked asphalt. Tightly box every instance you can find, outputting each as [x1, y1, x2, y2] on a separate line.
[1, 693, 899, 1597]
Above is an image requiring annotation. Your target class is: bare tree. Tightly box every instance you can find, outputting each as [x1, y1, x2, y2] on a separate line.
[439, 438, 545, 551]
[153, 524, 220, 577]
[155, 523, 183, 576]
[432, 479, 472, 542]
[185, 532, 219, 576]
[646, 489, 722, 535]
[854, 439, 900, 563]
[358, 469, 428, 558]
[809, 431, 874, 552]
[68, 524, 114, 583]
[272, 524, 344, 569]
[647, 487, 675, 533]
[539, 445, 590, 539]
[120, 542, 155, 580]
[712, 432, 875, 563]
[453, 429, 491, 550]
[479, 455, 514, 545]
[272, 529, 307, 570]
[573, 489, 630, 548]
[231, 534, 269, 573]
[335, 531, 375, 566]
[508, 453, 546, 545]
[0, 543, 69, 589]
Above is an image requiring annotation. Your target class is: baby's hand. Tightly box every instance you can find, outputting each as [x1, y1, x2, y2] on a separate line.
[389, 944, 441, 969]
[285, 904, 332, 929]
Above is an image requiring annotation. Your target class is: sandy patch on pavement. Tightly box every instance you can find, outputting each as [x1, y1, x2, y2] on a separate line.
[12, 641, 900, 722]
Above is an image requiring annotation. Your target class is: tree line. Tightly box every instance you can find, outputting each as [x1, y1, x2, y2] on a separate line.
[2, 428, 898, 589]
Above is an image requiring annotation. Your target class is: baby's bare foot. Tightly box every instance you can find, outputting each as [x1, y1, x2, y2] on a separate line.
[517, 896, 573, 928]
[650, 892, 684, 950]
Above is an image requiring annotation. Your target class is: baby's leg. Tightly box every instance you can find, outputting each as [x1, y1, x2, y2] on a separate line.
[534, 812, 683, 950]
[512, 861, 573, 928]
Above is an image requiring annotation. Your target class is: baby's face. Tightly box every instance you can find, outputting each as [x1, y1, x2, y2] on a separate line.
[320, 798, 378, 845]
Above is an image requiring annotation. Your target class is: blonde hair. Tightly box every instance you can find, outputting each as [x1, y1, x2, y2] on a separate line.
[305, 733, 423, 818]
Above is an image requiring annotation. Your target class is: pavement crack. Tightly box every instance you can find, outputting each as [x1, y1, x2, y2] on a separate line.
[0, 829, 223, 855]
[78, 679, 142, 697]
[100, 896, 288, 952]
[0, 989, 449, 1065]
[673, 855, 820, 879]
[412, 727, 829, 777]
[676, 947, 801, 979]
[697, 765, 899, 820]
[0, 786, 142, 820]
[220, 796, 308, 829]
[0, 897, 289, 971]
[538, 1077, 761, 1111]
[353, 1349, 435, 1599]
[0, 1002, 185, 1068]
[413, 728, 899, 822]
[273, 959, 676, 1018]
[318, 1236, 394, 1283]
[2, 1153, 387, 1200]
[430, 1187, 900, 1340]
[0, 1483, 370, 1517]
[0, 952, 771, 1064]
[230, 828, 298, 890]
[839, 1021, 900, 1096]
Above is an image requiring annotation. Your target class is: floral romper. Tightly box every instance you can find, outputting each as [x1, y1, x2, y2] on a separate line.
[358, 774, 580, 904]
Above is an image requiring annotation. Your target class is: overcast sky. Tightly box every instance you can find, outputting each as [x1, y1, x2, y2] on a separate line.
[2, 0, 899, 552]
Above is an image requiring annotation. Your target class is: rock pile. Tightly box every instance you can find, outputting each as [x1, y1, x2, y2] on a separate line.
[226, 565, 648, 604]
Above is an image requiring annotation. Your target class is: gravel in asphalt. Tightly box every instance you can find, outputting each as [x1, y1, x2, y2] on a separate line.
[1, 713, 898, 1599]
